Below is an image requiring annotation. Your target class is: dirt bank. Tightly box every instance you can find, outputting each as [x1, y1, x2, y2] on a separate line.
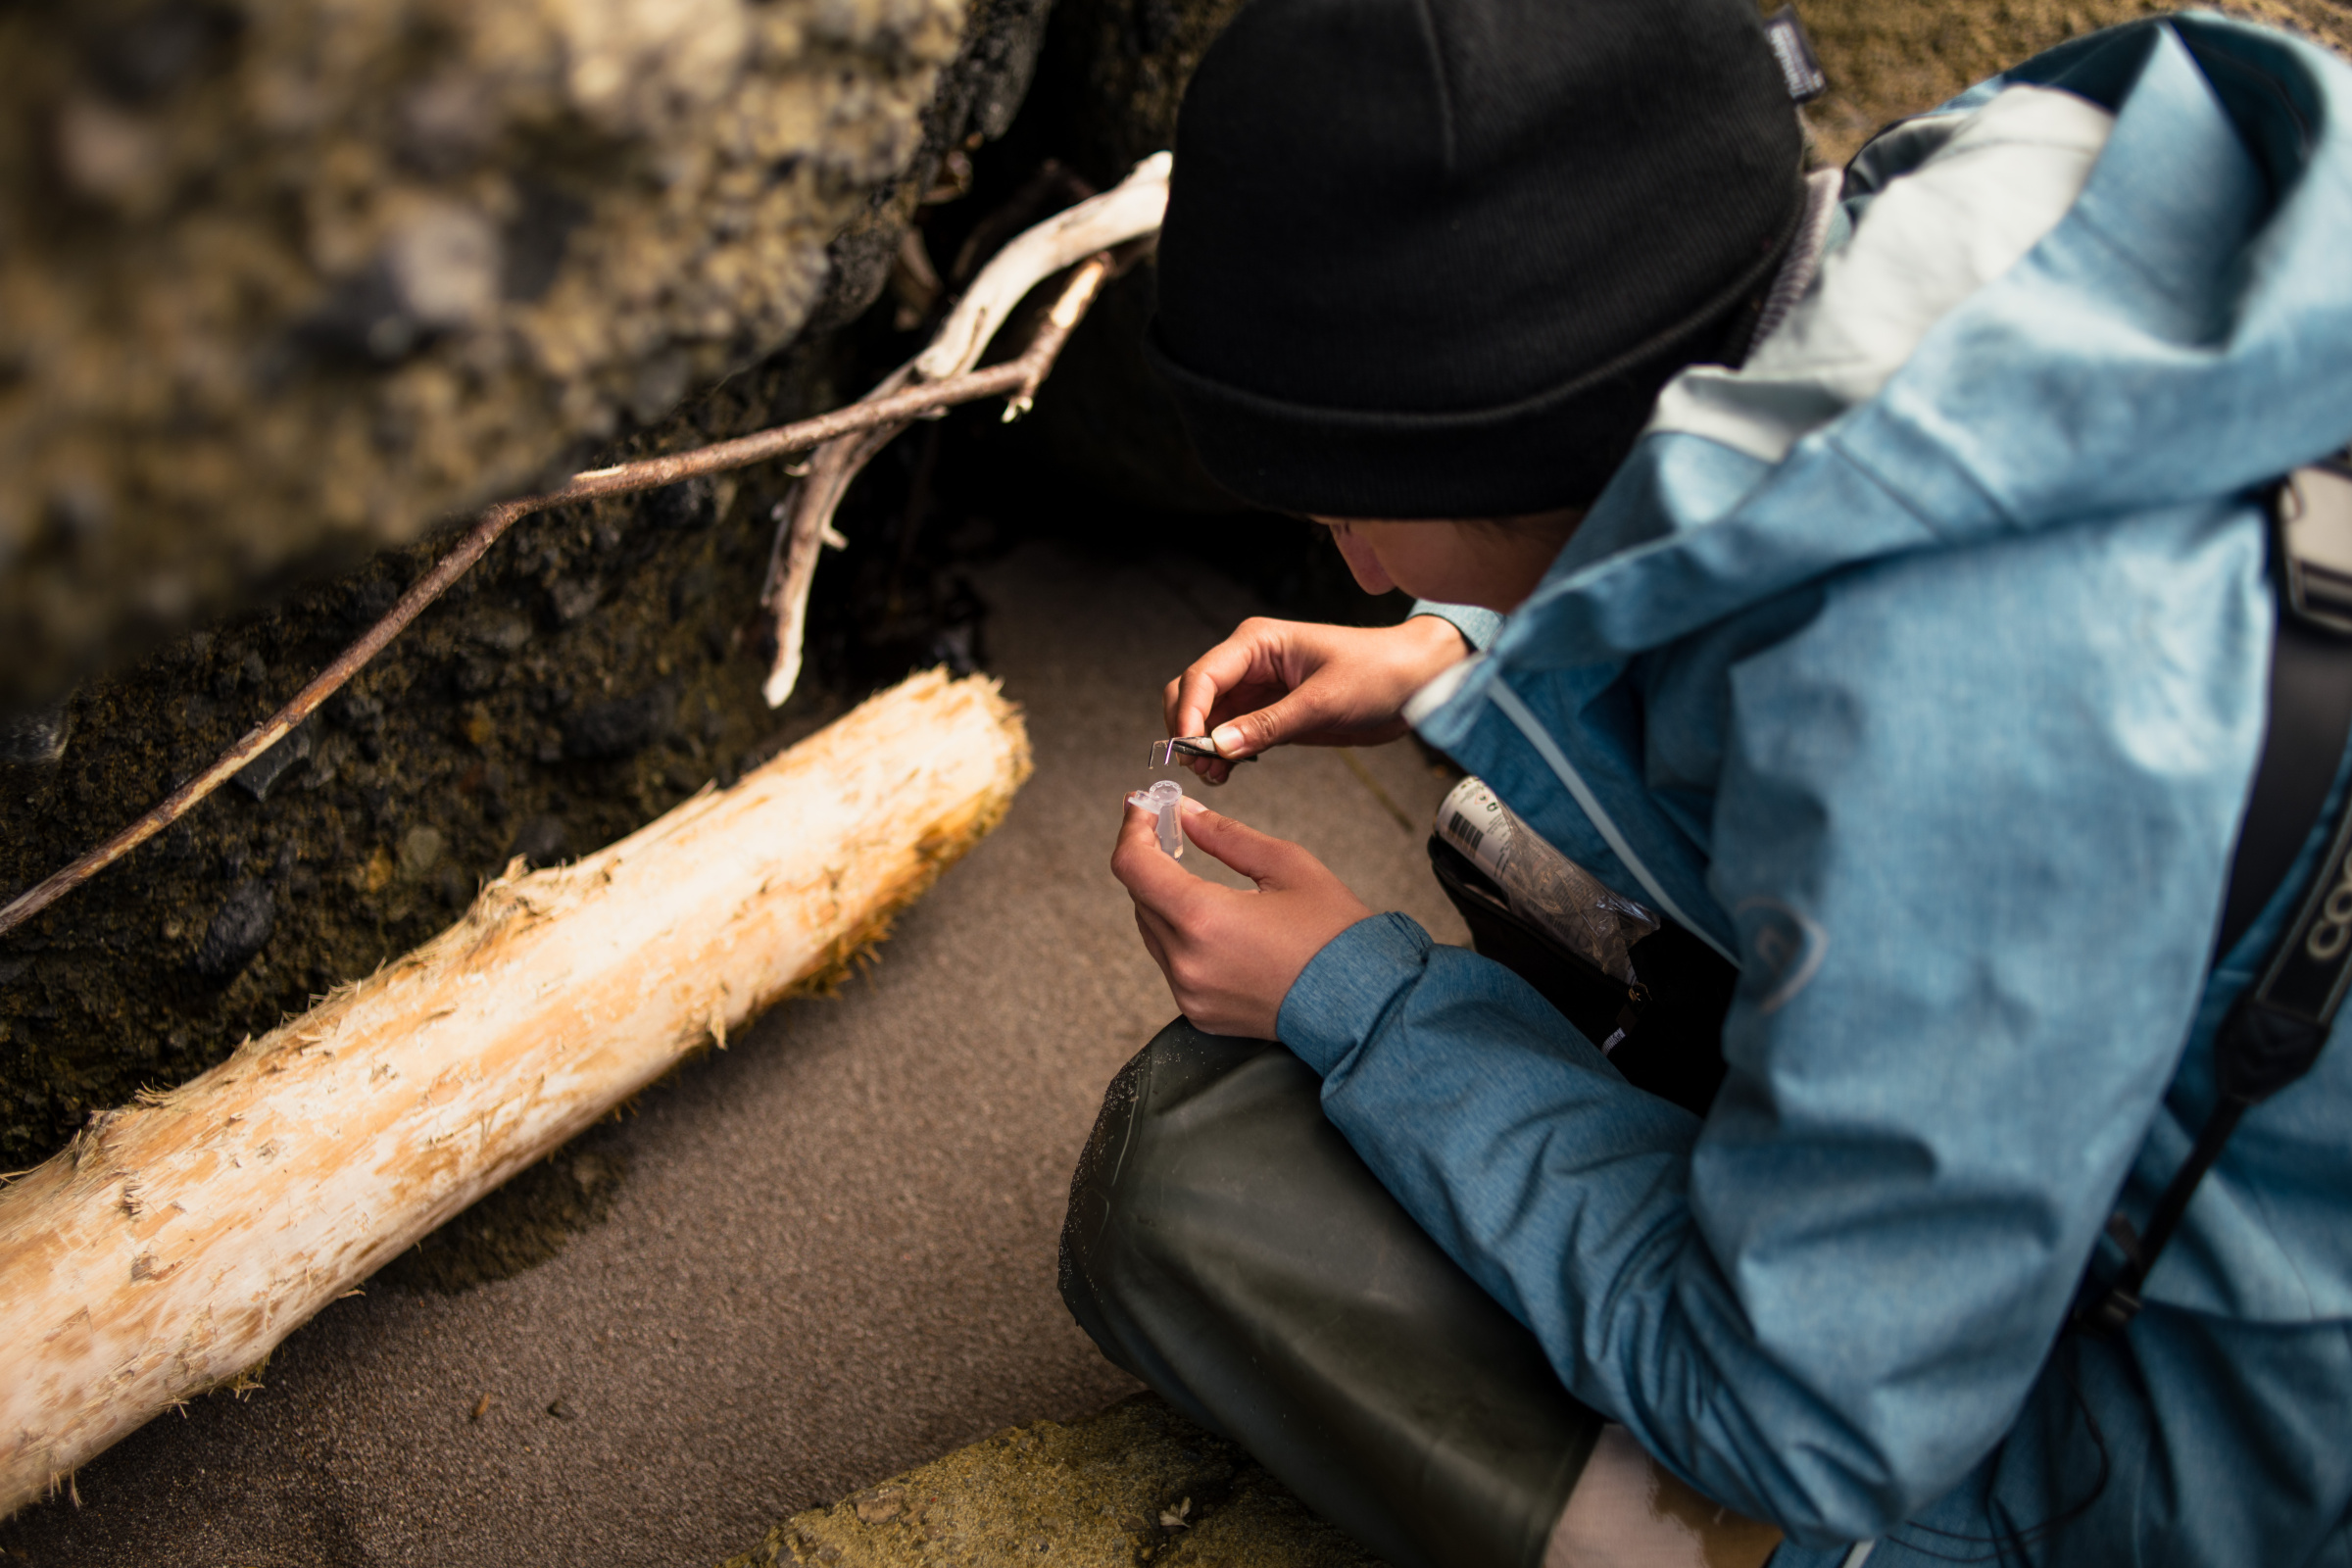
[0, 0, 1051, 706]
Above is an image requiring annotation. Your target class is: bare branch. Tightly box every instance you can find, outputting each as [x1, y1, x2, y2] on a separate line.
[760, 375, 917, 708]
[756, 152, 1169, 709]
[916, 152, 1169, 382]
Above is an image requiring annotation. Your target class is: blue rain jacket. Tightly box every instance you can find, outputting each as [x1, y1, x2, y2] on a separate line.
[1275, 16, 2352, 1564]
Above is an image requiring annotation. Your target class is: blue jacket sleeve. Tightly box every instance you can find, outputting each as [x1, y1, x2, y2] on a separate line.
[1278, 514, 2268, 1545]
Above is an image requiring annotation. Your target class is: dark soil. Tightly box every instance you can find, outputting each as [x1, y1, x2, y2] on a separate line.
[0, 338, 849, 1172]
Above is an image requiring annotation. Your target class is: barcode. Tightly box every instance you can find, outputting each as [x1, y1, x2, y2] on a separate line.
[1446, 811, 1484, 856]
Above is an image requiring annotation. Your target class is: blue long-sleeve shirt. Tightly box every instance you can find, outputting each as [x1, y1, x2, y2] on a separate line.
[1278, 20, 2352, 1563]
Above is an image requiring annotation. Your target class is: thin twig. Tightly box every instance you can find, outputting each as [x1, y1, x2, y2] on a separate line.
[950, 159, 1096, 285]
[757, 359, 918, 704]
[757, 154, 1169, 708]
[758, 229, 1136, 707]
[913, 153, 1167, 383]
[0, 255, 1116, 945]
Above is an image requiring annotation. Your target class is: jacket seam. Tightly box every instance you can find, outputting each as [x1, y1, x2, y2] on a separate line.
[1822, 423, 2015, 543]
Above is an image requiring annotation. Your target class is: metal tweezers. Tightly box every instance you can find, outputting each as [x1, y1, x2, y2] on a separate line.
[1147, 736, 1258, 767]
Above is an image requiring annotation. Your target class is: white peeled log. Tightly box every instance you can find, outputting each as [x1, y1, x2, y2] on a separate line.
[760, 152, 1172, 710]
[0, 669, 1030, 1518]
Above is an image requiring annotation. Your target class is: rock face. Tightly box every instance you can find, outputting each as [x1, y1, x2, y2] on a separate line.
[1047, 0, 1248, 191]
[0, 0, 1047, 706]
[1002, 0, 1251, 515]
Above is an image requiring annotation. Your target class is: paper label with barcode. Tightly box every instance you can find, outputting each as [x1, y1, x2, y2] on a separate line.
[1437, 775, 1516, 881]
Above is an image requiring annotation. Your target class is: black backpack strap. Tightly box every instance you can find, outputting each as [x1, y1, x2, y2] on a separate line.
[2076, 459, 2352, 1336]
[2218, 459, 2352, 956]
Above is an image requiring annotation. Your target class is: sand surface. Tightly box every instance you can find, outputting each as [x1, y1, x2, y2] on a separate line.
[0, 540, 1468, 1567]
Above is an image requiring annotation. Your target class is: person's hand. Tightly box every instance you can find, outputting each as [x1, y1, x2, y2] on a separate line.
[1163, 615, 1469, 784]
[1112, 796, 1373, 1039]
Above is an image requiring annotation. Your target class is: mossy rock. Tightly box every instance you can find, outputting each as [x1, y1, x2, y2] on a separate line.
[0, 0, 1049, 706]
[1791, 0, 2352, 162]
[720, 1396, 1385, 1568]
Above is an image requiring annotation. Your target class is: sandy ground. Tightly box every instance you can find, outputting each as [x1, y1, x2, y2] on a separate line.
[0, 539, 1470, 1568]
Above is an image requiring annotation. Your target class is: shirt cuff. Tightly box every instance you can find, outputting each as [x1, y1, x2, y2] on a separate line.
[1277, 912, 1433, 1077]
[1409, 600, 1504, 653]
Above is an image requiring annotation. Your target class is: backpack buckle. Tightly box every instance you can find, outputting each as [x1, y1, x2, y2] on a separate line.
[2071, 1282, 2143, 1339]
[2276, 460, 2352, 637]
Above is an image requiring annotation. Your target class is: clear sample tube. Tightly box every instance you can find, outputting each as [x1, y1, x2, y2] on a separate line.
[1127, 778, 1186, 858]
[1436, 775, 1656, 982]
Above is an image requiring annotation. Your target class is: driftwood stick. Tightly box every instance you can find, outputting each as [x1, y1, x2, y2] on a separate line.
[949, 159, 1097, 286]
[756, 152, 1169, 710]
[0, 256, 1111, 946]
[0, 668, 1031, 1518]
[759, 249, 1117, 707]
[758, 366, 917, 706]
[914, 152, 1169, 382]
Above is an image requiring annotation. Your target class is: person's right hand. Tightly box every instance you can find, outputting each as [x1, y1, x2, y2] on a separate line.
[1162, 615, 1470, 784]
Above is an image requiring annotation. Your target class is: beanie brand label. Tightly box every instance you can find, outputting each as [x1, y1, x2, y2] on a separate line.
[1764, 8, 1828, 103]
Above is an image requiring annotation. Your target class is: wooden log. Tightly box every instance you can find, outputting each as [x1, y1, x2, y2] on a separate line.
[0, 668, 1030, 1518]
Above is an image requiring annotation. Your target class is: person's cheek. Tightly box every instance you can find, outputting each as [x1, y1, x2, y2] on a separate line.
[1330, 526, 1396, 595]
[1375, 530, 1469, 605]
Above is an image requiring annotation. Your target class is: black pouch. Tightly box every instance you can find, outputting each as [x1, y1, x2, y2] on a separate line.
[1427, 835, 1739, 1118]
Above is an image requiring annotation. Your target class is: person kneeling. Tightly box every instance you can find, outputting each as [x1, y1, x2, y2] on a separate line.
[1066, 2, 2352, 1566]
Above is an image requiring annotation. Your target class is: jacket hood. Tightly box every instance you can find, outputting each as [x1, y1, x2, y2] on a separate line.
[1451, 13, 2352, 682]
[1409, 13, 2352, 961]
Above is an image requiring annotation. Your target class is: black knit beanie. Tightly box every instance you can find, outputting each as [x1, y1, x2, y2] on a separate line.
[1147, 0, 1807, 517]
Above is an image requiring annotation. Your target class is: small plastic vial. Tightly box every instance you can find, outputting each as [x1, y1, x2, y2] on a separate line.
[1127, 778, 1186, 858]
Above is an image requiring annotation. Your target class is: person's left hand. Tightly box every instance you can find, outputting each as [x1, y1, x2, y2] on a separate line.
[1111, 794, 1373, 1039]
